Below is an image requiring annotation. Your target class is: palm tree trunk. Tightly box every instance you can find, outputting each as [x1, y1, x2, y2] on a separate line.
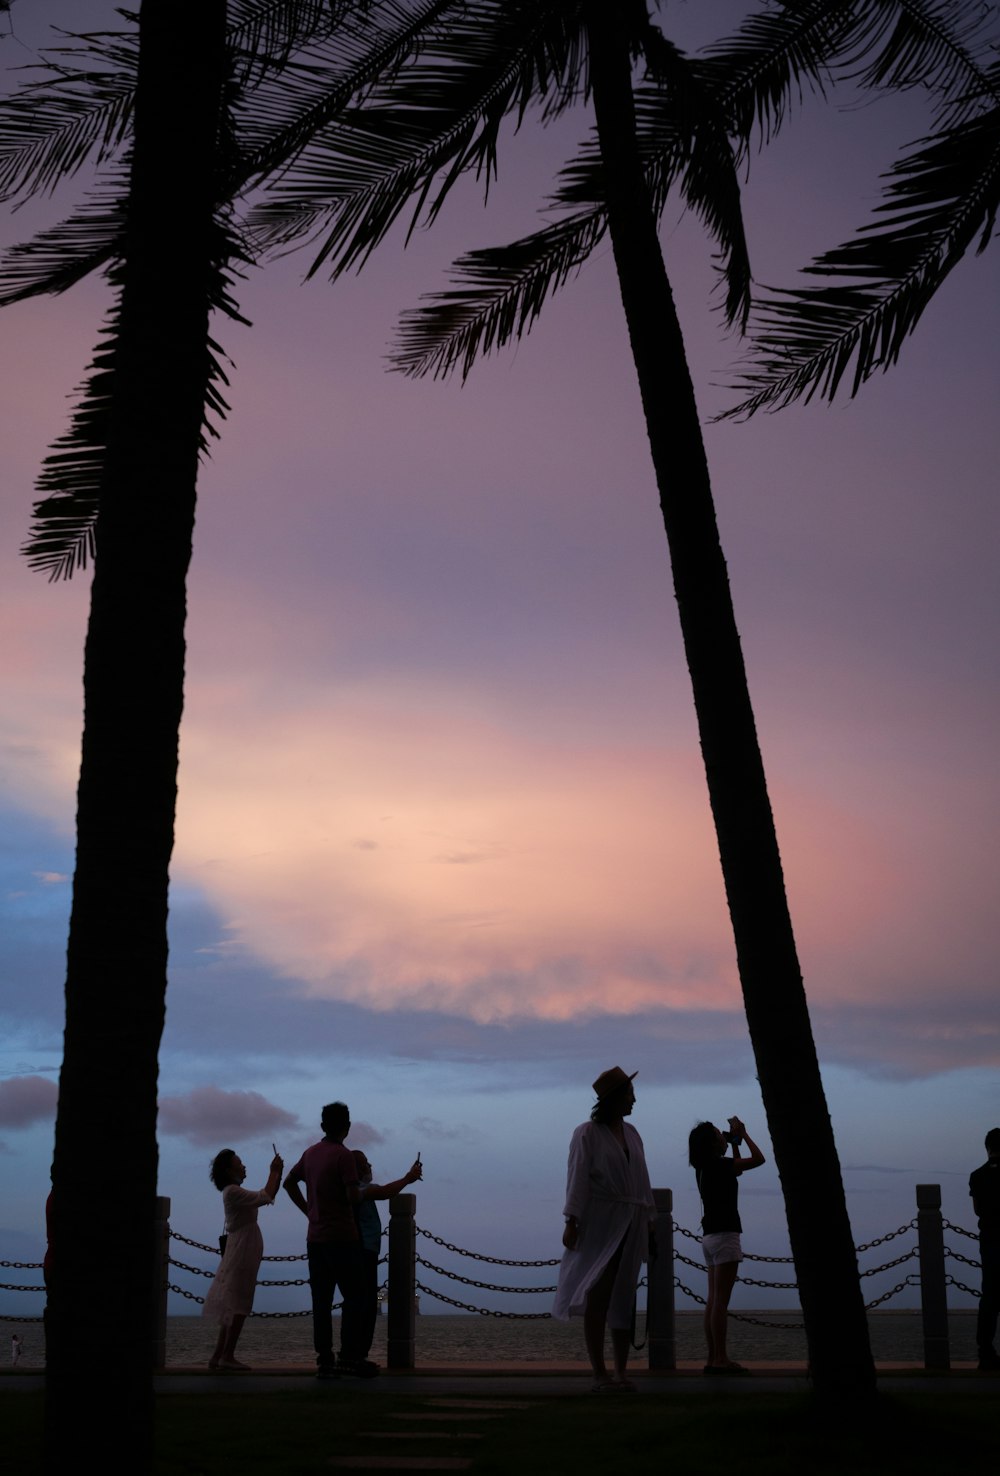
[585, 2, 875, 1397]
[44, 1, 228, 1464]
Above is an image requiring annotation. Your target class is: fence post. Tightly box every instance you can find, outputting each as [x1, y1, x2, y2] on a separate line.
[387, 1193, 416, 1369]
[152, 1196, 171, 1370]
[916, 1183, 949, 1371]
[647, 1188, 675, 1370]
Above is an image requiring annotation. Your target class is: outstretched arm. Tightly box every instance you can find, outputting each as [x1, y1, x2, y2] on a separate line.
[730, 1120, 766, 1175]
[362, 1159, 423, 1201]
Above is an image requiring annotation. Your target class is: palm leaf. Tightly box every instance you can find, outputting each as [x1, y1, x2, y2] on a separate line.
[392, 208, 607, 379]
[245, 0, 587, 274]
[0, 187, 125, 306]
[724, 94, 1000, 417]
[0, 37, 135, 202]
[232, 0, 458, 188]
[698, 0, 994, 160]
[22, 215, 244, 580]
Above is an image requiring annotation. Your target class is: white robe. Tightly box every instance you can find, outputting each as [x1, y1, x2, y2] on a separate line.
[552, 1120, 655, 1330]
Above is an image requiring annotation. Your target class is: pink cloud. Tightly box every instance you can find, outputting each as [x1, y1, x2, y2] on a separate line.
[0, 1075, 58, 1127]
[158, 1086, 298, 1148]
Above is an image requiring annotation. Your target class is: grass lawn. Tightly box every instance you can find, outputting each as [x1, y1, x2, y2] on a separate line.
[5, 1387, 995, 1474]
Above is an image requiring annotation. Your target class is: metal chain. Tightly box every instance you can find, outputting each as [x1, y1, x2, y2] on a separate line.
[415, 1226, 560, 1268]
[1, 1282, 44, 1292]
[0, 1260, 43, 1270]
[169, 1232, 220, 1255]
[864, 1275, 919, 1310]
[415, 1254, 556, 1295]
[415, 1279, 553, 1318]
[676, 1220, 915, 1259]
[166, 1280, 342, 1316]
[942, 1218, 979, 1242]
[168, 1231, 306, 1263]
[854, 1222, 917, 1252]
[945, 1273, 981, 1299]
[859, 1249, 918, 1277]
[944, 1246, 981, 1270]
[1, 1314, 44, 1323]
[169, 1257, 215, 1279]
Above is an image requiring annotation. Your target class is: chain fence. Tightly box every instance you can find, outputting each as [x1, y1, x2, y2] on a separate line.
[3, 1215, 985, 1329]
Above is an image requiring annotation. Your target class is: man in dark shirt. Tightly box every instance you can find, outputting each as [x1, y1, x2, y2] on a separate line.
[284, 1101, 372, 1379]
[969, 1127, 1000, 1370]
[286, 1103, 424, 1379]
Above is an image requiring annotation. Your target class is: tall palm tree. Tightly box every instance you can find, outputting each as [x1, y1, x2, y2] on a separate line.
[0, 5, 469, 1460]
[238, 0, 995, 1394]
[36, 0, 231, 1462]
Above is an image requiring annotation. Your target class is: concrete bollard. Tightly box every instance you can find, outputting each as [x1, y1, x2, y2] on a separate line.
[153, 1196, 171, 1370]
[387, 1193, 417, 1369]
[916, 1183, 949, 1370]
[647, 1188, 676, 1369]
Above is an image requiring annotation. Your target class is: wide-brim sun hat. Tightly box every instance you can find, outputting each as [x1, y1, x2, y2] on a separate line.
[592, 1066, 638, 1100]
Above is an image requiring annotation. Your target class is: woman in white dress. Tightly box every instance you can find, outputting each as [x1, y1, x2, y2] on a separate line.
[204, 1148, 282, 1370]
[553, 1067, 655, 1391]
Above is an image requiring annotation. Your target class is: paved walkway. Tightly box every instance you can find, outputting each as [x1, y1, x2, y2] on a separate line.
[3, 1361, 996, 1397]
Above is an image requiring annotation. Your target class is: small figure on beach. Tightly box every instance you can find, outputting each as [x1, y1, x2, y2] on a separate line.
[284, 1101, 422, 1380]
[969, 1126, 1000, 1370]
[203, 1147, 283, 1370]
[553, 1066, 655, 1392]
[11, 1332, 22, 1365]
[351, 1149, 423, 1361]
[688, 1116, 766, 1375]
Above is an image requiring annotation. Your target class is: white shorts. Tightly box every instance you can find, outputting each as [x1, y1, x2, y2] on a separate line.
[702, 1232, 743, 1267]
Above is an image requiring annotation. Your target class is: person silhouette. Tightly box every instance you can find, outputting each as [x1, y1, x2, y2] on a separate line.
[553, 1067, 655, 1391]
[969, 1127, 1000, 1370]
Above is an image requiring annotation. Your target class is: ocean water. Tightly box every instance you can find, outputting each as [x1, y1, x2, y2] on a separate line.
[4, 1313, 979, 1370]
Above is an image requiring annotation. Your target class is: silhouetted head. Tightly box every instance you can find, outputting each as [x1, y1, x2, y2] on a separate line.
[986, 1128, 1000, 1156]
[688, 1121, 724, 1169]
[209, 1149, 239, 1190]
[321, 1102, 351, 1140]
[590, 1067, 637, 1125]
[352, 1149, 372, 1183]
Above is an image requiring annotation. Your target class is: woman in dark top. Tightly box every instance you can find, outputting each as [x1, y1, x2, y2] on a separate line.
[688, 1116, 765, 1374]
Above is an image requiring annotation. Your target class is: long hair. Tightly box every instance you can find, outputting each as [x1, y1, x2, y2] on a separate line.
[209, 1149, 237, 1191]
[688, 1121, 719, 1171]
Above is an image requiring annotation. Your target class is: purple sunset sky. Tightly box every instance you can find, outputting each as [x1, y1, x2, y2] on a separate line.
[0, 2, 997, 1316]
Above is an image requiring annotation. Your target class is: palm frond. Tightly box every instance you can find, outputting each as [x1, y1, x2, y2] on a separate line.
[825, 0, 999, 123]
[0, 42, 135, 202]
[558, 26, 752, 329]
[392, 207, 606, 379]
[698, 0, 996, 158]
[232, 0, 459, 187]
[23, 217, 243, 580]
[245, 0, 588, 274]
[724, 94, 1000, 417]
[0, 188, 125, 306]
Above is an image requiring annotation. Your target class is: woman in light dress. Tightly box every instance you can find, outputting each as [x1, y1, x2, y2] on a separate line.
[204, 1147, 283, 1370]
[553, 1067, 655, 1391]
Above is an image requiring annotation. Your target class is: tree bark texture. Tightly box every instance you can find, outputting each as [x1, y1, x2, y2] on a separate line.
[585, 2, 875, 1396]
[44, 1, 229, 1464]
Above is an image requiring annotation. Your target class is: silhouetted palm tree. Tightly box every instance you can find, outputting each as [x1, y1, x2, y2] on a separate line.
[31, 0, 230, 1462]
